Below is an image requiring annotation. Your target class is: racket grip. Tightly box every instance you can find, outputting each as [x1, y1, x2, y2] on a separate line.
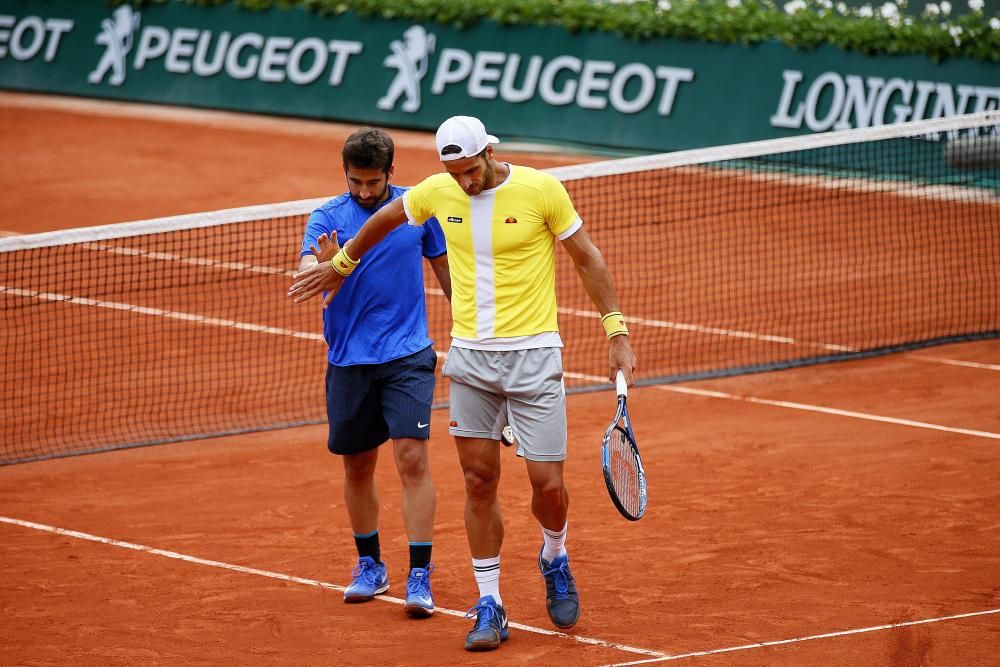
[615, 370, 628, 398]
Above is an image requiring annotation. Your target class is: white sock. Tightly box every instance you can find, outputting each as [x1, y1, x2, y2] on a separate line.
[472, 556, 502, 605]
[541, 521, 568, 563]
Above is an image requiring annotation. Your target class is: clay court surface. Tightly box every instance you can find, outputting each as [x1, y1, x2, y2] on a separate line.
[2, 93, 999, 665]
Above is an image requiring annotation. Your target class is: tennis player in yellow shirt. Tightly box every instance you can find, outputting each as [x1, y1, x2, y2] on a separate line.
[290, 116, 636, 651]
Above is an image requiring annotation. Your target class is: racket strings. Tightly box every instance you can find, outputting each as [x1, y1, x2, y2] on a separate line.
[608, 427, 641, 517]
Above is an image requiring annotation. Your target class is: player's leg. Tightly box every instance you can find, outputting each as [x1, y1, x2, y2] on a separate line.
[455, 436, 504, 566]
[378, 345, 439, 616]
[391, 438, 435, 556]
[441, 346, 510, 651]
[326, 362, 390, 603]
[455, 436, 509, 650]
[505, 347, 579, 629]
[342, 449, 390, 602]
[390, 436, 436, 616]
[524, 459, 569, 543]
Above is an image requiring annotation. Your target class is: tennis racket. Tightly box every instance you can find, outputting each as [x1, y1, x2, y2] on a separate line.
[601, 370, 647, 521]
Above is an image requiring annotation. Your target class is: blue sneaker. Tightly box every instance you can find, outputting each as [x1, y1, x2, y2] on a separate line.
[343, 556, 389, 603]
[538, 551, 580, 628]
[464, 596, 509, 651]
[404, 564, 435, 617]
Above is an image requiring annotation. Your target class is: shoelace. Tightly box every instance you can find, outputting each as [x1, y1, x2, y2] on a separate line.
[465, 601, 499, 631]
[541, 559, 572, 598]
[407, 564, 435, 595]
[351, 560, 382, 586]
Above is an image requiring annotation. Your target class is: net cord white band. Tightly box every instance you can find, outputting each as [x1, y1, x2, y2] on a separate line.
[1, 110, 995, 254]
[549, 110, 999, 181]
[0, 196, 330, 253]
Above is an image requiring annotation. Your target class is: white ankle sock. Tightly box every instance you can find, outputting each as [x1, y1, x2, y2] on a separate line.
[541, 521, 568, 562]
[472, 556, 502, 605]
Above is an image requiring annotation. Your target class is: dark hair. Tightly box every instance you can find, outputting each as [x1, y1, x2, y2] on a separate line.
[440, 145, 487, 159]
[342, 128, 394, 173]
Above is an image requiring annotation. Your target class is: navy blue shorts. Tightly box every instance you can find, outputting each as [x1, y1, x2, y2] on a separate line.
[325, 345, 438, 456]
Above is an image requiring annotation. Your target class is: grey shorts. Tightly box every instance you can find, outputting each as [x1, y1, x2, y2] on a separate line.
[441, 346, 567, 462]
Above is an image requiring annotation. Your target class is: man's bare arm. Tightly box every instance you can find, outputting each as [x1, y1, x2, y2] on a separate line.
[561, 226, 637, 384]
[428, 254, 452, 302]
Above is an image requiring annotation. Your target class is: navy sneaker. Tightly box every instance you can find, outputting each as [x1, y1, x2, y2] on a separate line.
[404, 563, 435, 617]
[343, 556, 389, 603]
[464, 596, 509, 651]
[538, 551, 580, 628]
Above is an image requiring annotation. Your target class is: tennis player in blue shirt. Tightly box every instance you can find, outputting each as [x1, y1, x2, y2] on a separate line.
[298, 128, 450, 616]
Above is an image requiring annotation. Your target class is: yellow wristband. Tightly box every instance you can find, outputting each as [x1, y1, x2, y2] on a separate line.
[330, 247, 360, 277]
[601, 311, 629, 339]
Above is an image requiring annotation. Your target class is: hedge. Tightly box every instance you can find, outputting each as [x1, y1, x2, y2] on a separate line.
[117, 0, 1000, 62]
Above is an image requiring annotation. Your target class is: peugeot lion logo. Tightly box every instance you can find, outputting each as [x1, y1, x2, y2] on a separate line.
[377, 26, 436, 113]
[88, 5, 140, 86]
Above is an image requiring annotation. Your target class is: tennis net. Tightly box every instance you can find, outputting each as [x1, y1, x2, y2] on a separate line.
[2, 112, 997, 464]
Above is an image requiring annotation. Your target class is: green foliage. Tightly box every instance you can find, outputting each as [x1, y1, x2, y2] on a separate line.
[113, 0, 1000, 62]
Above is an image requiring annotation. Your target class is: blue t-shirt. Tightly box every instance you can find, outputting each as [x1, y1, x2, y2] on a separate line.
[300, 185, 447, 366]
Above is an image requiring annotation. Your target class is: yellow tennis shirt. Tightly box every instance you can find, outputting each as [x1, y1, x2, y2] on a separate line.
[403, 165, 582, 347]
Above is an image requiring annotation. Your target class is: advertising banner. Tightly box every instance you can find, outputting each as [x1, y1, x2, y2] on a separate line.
[1, 1, 996, 152]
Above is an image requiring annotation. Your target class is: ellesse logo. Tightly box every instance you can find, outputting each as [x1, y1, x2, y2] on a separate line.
[504, 216, 517, 224]
[447, 216, 463, 223]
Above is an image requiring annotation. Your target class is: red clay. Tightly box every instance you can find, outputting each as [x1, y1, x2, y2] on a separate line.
[1, 93, 998, 666]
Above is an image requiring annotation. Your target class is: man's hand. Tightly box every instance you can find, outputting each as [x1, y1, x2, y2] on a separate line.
[309, 231, 341, 264]
[288, 259, 345, 307]
[609, 335, 637, 385]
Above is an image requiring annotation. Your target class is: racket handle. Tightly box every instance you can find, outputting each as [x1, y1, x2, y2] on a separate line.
[615, 370, 628, 398]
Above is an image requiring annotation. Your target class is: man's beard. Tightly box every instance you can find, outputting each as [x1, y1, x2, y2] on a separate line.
[482, 159, 495, 191]
[352, 183, 389, 209]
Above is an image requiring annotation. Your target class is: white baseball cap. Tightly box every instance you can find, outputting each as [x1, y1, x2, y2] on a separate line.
[435, 116, 499, 161]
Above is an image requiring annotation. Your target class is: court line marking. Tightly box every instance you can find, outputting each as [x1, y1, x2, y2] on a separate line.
[10, 239, 993, 369]
[4, 514, 998, 664]
[3, 286, 995, 440]
[9, 280, 990, 381]
[563, 371, 1000, 441]
[0, 285, 452, 362]
[598, 608, 1000, 665]
[80, 241, 297, 276]
[556, 307, 852, 352]
[663, 385, 1000, 440]
[0, 515, 666, 659]
[0, 286, 325, 341]
[904, 355, 1000, 371]
[10, 238, 996, 369]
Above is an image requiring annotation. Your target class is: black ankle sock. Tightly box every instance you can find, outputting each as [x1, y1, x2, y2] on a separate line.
[354, 531, 380, 563]
[409, 543, 432, 571]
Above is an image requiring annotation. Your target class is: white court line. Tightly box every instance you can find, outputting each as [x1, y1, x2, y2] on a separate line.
[905, 355, 1000, 371]
[563, 371, 1000, 441]
[663, 385, 1000, 441]
[47, 241, 995, 366]
[0, 516, 666, 660]
[0, 285, 456, 359]
[3, 285, 994, 439]
[0, 286, 324, 341]
[600, 608, 1000, 665]
[5, 243, 994, 374]
[80, 241, 296, 277]
[558, 307, 852, 352]
[4, 516, 999, 665]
